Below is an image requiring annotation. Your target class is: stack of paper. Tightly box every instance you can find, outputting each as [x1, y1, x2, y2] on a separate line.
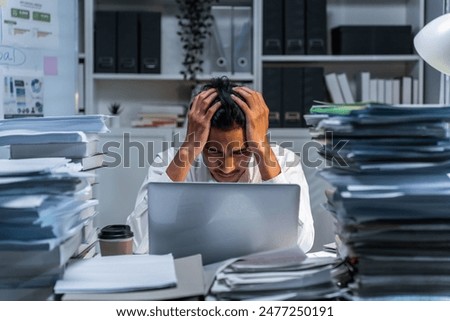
[131, 105, 186, 128]
[208, 247, 342, 300]
[306, 103, 450, 300]
[54, 254, 177, 294]
[0, 158, 96, 300]
[4, 115, 109, 171]
[1, 115, 110, 263]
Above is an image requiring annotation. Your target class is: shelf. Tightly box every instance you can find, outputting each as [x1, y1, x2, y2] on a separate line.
[93, 73, 185, 81]
[93, 73, 255, 82]
[262, 55, 421, 63]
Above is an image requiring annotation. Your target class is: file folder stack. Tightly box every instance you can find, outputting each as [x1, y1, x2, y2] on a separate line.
[0, 116, 110, 299]
[306, 103, 450, 300]
[0, 158, 97, 300]
[208, 247, 342, 300]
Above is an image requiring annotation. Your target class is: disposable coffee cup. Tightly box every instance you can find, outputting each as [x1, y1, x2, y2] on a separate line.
[98, 224, 134, 256]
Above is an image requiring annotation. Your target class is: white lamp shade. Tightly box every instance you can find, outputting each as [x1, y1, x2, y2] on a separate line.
[414, 13, 450, 75]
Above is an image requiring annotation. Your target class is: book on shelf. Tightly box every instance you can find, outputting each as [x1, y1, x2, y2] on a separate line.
[131, 118, 183, 128]
[356, 72, 370, 102]
[336, 73, 355, 104]
[354, 72, 418, 105]
[413, 79, 419, 104]
[384, 79, 393, 104]
[324, 73, 345, 104]
[140, 105, 186, 115]
[400, 76, 412, 104]
[377, 79, 385, 103]
[132, 105, 186, 128]
[369, 79, 378, 102]
[392, 79, 401, 104]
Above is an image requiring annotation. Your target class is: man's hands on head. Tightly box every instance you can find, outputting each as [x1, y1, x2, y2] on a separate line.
[231, 86, 270, 153]
[167, 85, 280, 182]
[232, 86, 281, 180]
[185, 88, 221, 156]
[167, 88, 220, 181]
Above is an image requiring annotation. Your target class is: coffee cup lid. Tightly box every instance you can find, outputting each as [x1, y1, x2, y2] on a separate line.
[98, 224, 134, 240]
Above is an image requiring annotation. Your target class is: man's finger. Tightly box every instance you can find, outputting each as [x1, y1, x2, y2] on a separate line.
[205, 101, 221, 118]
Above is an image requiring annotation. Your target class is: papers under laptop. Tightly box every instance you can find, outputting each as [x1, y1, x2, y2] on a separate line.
[147, 182, 300, 265]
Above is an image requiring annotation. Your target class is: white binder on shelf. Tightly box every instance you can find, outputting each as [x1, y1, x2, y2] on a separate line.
[232, 6, 252, 75]
[337, 73, 355, 103]
[209, 6, 233, 75]
[324, 73, 345, 104]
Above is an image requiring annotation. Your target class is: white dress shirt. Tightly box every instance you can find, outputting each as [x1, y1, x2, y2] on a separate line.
[127, 145, 314, 254]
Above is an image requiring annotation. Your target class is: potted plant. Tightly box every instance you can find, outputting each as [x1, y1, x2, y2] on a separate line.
[108, 102, 122, 128]
[176, 0, 217, 80]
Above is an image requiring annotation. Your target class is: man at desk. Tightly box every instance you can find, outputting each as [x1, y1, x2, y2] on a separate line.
[127, 77, 314, 254]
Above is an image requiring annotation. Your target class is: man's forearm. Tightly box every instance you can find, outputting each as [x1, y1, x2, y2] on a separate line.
[166, 144, 198, 181]
[253, 142, 281, 181]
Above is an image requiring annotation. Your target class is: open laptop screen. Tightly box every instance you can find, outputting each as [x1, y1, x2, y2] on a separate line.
[148, 182, 300, 264]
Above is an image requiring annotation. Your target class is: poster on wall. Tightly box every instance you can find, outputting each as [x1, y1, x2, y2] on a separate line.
[0, 0, 59, 49]
[0, 70, 44, 118]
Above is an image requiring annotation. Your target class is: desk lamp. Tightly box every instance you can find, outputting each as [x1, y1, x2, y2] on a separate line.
[414, 2, 450, 104]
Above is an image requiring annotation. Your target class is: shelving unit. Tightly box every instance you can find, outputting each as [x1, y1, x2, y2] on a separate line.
[255, 0, 425, 102]
[81, 0, 256, 122]
[80, 0, 425, 117]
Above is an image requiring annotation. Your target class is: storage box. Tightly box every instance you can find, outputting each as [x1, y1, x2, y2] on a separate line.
[331, 25, 412, 55]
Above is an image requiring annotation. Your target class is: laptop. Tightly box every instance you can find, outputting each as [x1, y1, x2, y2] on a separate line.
[147, 182, 300, 265]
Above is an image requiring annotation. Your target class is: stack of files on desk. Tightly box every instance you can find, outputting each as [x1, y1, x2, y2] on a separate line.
[60, 254, 204, 301]
[305, 103, 450, 300]
[55, 254, 177, 294]
[0, 158, 97, 300]
[4, 115, 109, 171]
[0, 116, 110, 300]
[208, 247, 342, 301]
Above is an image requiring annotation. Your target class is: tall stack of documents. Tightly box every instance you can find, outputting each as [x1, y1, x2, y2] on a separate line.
[306, 103, 450, 300]
[208, 247, 342, 300]
[2, 115, 109, 261]
[0, 116, 109, 300]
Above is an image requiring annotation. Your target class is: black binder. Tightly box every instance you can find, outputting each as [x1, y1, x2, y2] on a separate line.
[282, 67, 304, 128]
[262, 0, 283, 55]
[263, 66, 283, 128]
[331, 26, 412, 55]
[305, 0, 327, 55]
[117, 12, 138, 73]
[94, 11, 117, 73]
[303, 67, 325, 127]
[284, 0, 305, 55]
[139, 12, 161, 74]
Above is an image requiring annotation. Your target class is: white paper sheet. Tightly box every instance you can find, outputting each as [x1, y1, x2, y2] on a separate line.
[54, 254, 177, 294]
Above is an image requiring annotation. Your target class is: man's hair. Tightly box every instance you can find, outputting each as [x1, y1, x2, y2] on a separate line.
[201, 76, 246, 130]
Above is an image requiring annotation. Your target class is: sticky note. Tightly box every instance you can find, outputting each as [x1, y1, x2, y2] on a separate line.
[44, 56, 58, 75]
